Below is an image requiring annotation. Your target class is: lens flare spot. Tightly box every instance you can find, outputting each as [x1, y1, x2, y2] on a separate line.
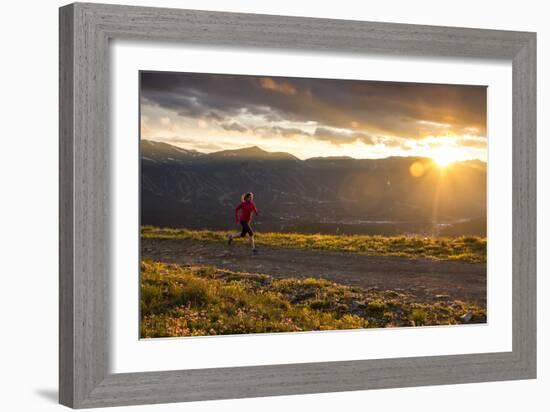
[409, 161, 425, 178]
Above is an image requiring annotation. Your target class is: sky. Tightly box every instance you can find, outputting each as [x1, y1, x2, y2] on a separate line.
[140, 71, 487, 162]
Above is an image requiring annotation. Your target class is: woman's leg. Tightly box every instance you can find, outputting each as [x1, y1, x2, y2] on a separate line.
[228, 223, 248, 245]
[243, 222, 256, 251]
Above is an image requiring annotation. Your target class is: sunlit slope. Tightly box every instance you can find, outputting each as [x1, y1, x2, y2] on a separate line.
[140, 260, 486, 338]
[141, 226, 486, 263]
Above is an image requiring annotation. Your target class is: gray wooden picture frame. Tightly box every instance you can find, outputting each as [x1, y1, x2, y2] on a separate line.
[59, 2, 536, 409]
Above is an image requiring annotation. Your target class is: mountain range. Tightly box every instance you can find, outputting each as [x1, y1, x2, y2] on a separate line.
[141, 139, 487, 236]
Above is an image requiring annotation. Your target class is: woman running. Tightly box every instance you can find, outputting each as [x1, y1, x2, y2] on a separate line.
[228, 192, 259, 254]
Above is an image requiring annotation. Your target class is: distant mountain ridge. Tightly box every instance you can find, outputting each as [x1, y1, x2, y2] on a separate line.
[140, 139, 487, 236]
[141, 141, 301, 162]
[141, 140, 202, 162]
[208, 145, 299, 161]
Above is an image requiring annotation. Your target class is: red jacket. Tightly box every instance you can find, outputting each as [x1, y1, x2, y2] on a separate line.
[235, 201, 258, 223]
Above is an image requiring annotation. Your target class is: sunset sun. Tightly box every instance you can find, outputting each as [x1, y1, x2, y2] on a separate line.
[431, 147, 460, 168]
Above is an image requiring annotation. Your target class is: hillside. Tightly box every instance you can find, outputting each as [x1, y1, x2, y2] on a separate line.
[140, 257, 486, 338]
[141, 140, 487, 236]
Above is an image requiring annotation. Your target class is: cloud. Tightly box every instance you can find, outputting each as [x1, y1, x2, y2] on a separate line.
[313, 127, 375, 145]
[456, 137, 487, 149]
[270, 126, 307, 138]
[140, 71, 487, 143]
[221, 122, 248, 133]
[259, 77, 297, 95]
[252, 125, 309, 139]
[375, 136, 413, 150]
[247, 124, 377, 146]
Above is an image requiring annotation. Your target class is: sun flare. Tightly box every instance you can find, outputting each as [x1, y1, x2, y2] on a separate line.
[431, 148, 459, 168]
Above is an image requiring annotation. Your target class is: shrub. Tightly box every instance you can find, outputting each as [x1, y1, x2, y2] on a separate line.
[411, 308, 427, 326]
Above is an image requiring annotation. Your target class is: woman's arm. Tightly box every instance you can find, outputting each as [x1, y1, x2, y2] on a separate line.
[252, 202, 259, 216]
[235, 203, 242, 223]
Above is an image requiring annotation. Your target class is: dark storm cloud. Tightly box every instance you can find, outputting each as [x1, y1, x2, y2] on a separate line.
[140, 71, 487, 140]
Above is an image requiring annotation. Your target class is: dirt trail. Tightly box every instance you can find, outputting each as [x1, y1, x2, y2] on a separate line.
[142, 238, 486, 305]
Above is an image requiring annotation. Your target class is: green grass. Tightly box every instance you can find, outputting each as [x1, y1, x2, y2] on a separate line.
[140, 260, 486, 338]
[141, 226, 486, 263]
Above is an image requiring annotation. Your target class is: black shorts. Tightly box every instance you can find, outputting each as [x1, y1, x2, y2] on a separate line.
[239, 221, 254, 237]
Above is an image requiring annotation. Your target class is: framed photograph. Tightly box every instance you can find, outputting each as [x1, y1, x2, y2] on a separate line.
[59, 2, 536, 408]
